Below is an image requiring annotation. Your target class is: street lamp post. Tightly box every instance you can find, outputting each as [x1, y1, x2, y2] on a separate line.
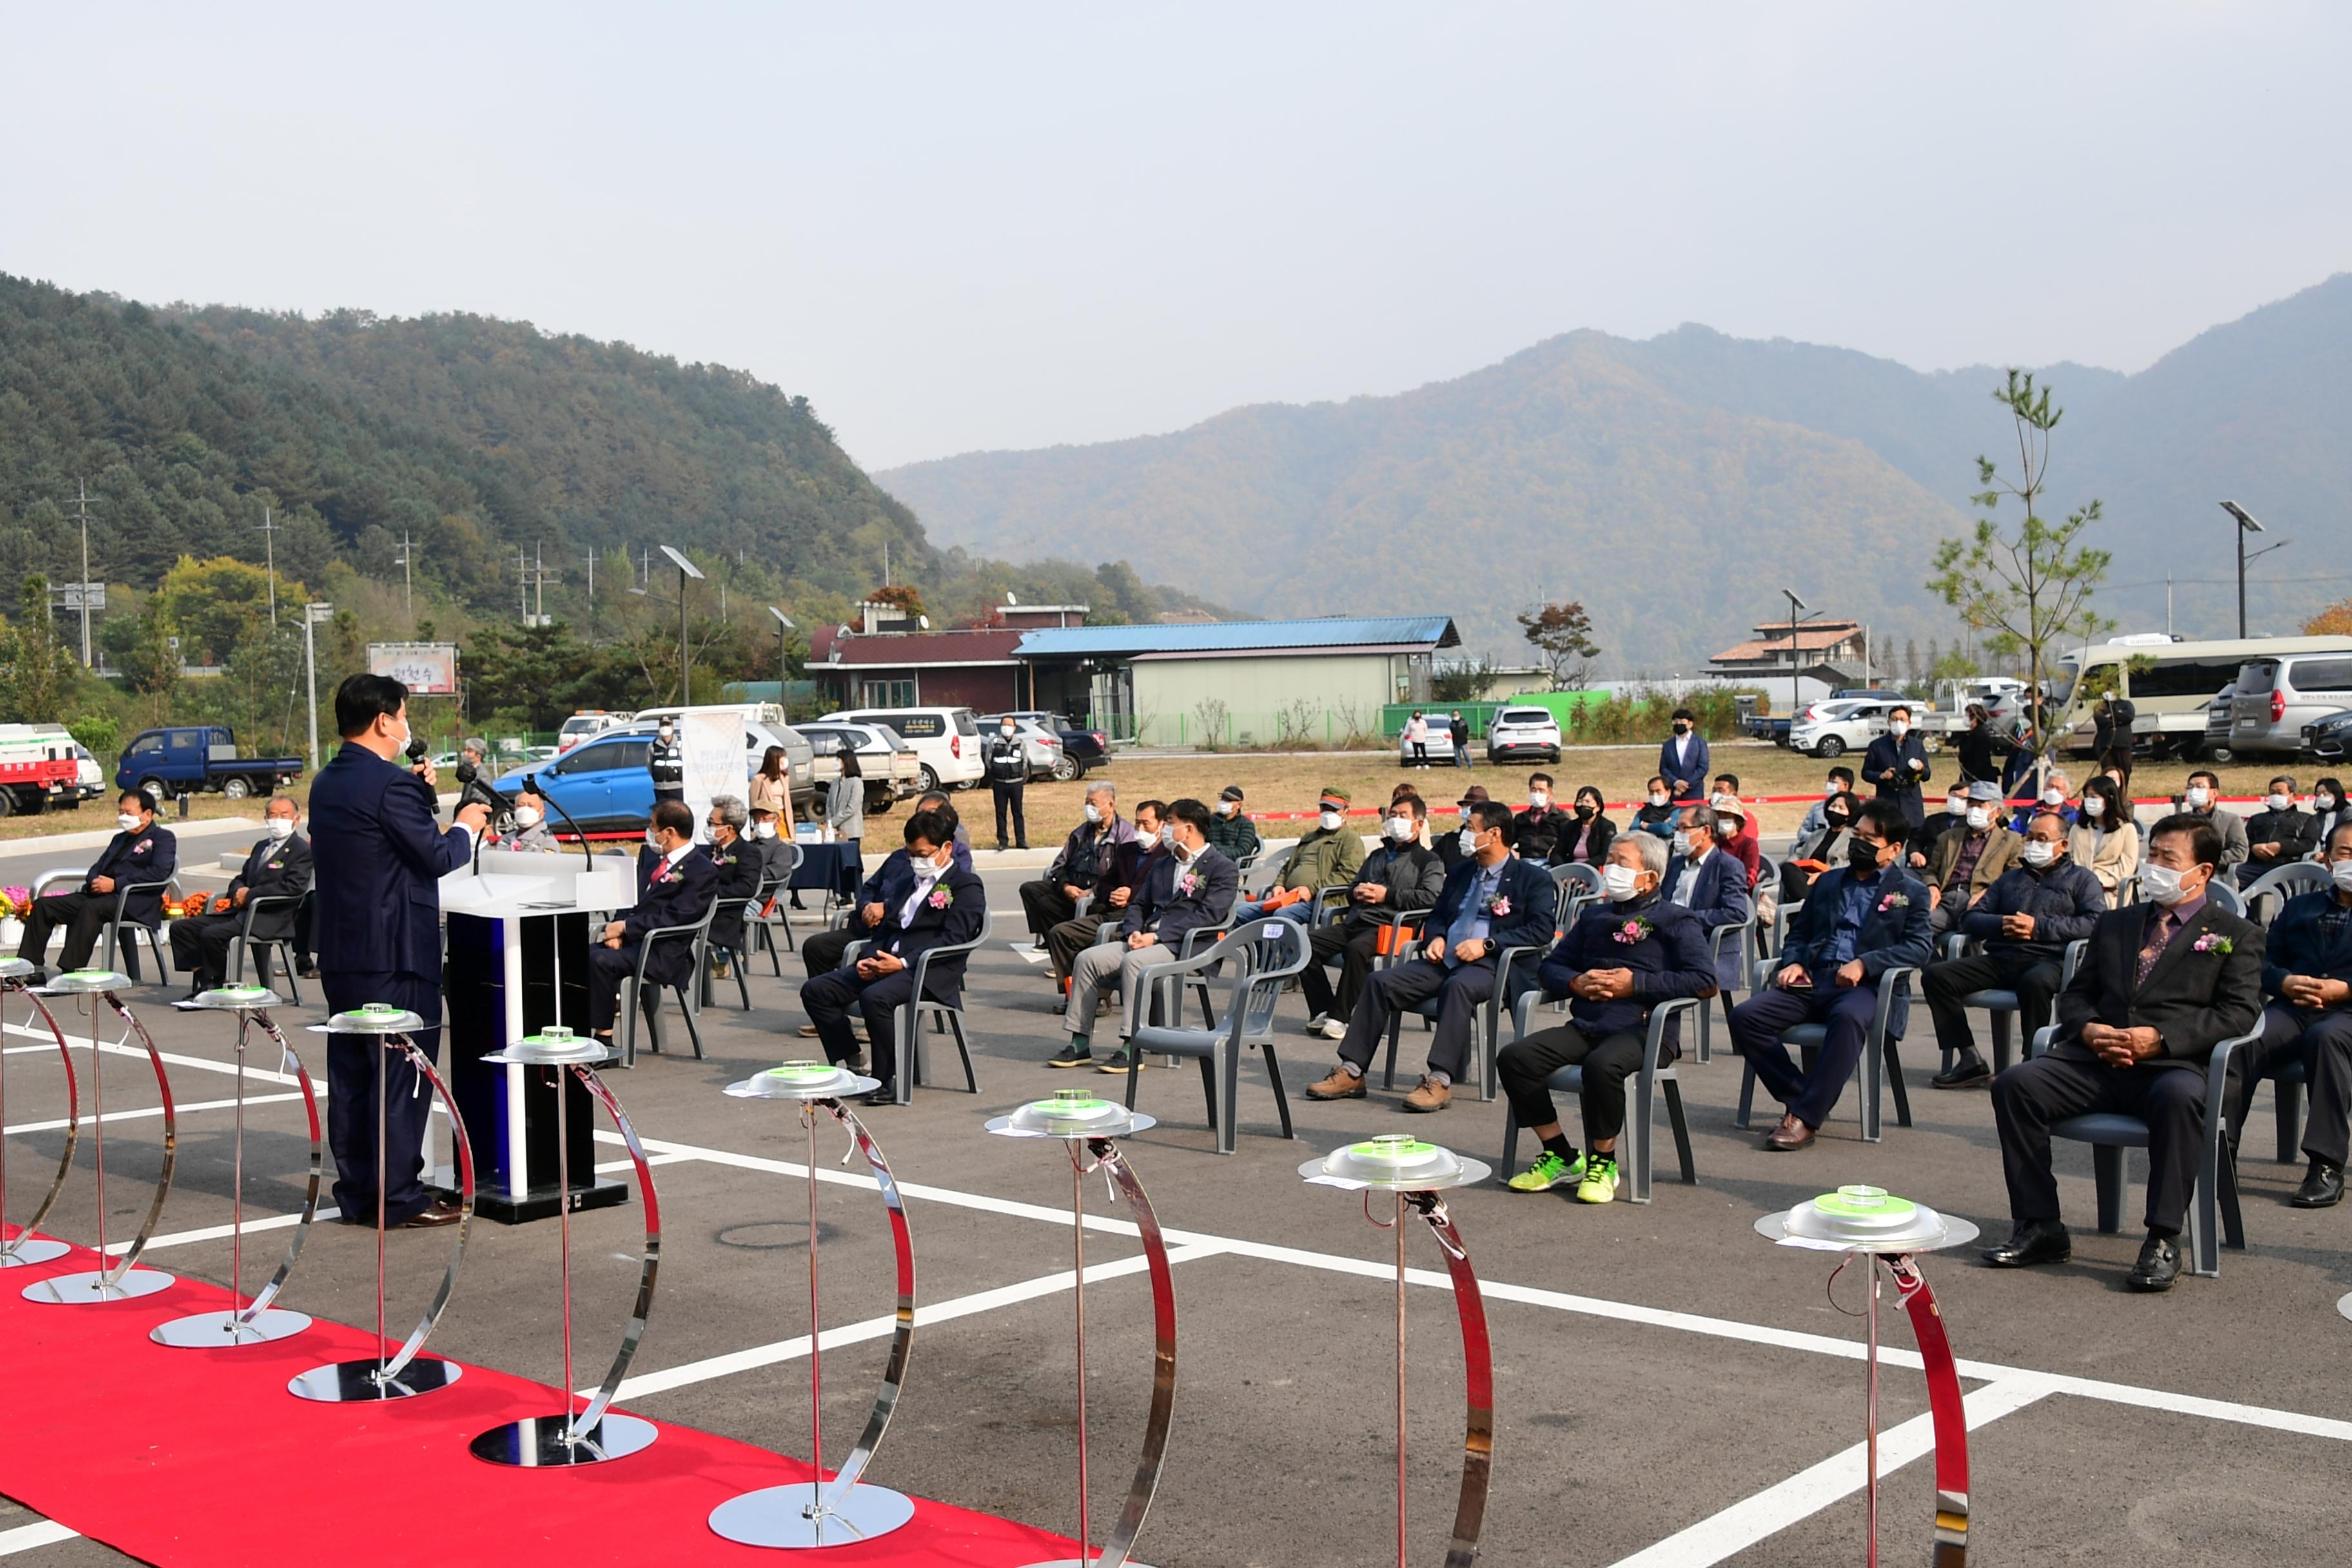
[303, 603, 333, 770]
[767, 607, 795, 696]
[2221, 502, 2262, 639]
[1781, 587, 1808, 720]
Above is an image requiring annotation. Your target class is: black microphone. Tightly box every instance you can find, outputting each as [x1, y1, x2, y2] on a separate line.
[524, 772, 596, 874]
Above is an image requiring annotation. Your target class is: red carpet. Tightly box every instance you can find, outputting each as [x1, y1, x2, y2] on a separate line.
[0, 1230, 1072, 1566]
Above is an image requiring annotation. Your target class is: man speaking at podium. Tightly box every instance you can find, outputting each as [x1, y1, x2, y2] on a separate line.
[311, 674, 489, 1229]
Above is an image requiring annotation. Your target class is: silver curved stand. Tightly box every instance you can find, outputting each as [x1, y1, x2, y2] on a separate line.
[154, 1003, 322, 1346]
[471, 1060, 661, 1465]
[709, 1094, 920, 1547]
[0, 981, 78, 1269]
[289, 1032, 475, 1400]
[23, 982, 177, 1304]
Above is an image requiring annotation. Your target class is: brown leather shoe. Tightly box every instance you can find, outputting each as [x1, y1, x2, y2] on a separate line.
[1402, 1075, 1453, 1113]
[1762, 1115, 1816, 1152]
[1304, 1066, 1367, 1101]
[402, 1200, 465, 1228]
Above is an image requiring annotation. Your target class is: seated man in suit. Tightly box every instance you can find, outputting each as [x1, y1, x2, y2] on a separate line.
[1727, 799, 1933, 1151]
[1299, 793, 1447, 1041]
[2239, 775, 2318, 887]
[1053, 798, 1239, 1074]
[1924, 808, 2109, 1090]
[701, 795, 768, 975]
[800, 807, 985, 1104]
[171, 794, 312, 996]
[1498, 831, 1715, 1204]
[1045, 799, 1164, 994]
[1924, 780, 2021, 934]
[1018, 783, 1133, 948]
[2233, 819, 2352, 1209]
[587, 800, 720, 1046]
[19, 788, 179, 980]
[793, 793, 968, 1025]
[1663, 805, 1754, 996]
[1307, 801, 1559, 1113]
[1984, 813, 2265, 1290]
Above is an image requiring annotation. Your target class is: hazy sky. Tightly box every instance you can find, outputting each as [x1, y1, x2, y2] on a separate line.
[6, 3, 2348, 472]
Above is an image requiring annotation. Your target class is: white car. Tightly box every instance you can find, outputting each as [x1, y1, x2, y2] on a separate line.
[817, 705, 985, 792]
[1484, 707, 1562, 765]
[556, 710, 634, 752]
[1788, 698, 1902, 758]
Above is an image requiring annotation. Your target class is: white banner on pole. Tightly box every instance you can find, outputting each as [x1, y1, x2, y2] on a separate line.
[678, 708, 747, 845]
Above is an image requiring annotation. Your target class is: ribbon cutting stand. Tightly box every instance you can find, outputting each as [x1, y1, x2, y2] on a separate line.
[289, 1004, 475, 1402]
[471, 1027, 661, 1466]
[1754, 1185, 1979, 1566]
[1301, 1135, 1494, 1568]
[21, 970, 177, 1304]
[0, 959, 77, 1269]
[709, 1061, 919, 1549]
[985, 1089, 1177, 1568]
[151, 986, 322, 1346]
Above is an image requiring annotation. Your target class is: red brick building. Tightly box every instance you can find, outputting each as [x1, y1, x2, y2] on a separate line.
[809, 599, 1089, 713]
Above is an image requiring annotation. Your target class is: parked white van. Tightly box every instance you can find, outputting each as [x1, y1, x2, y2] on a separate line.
[2048, 636, 2352, 761]
[816, 705, 985, 791]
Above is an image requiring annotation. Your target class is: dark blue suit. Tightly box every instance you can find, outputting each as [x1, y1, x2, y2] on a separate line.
[802, 861, 986, 1088]
[590, 846, 721, 1030]
[309, 740, 473, 1224]
[1862, 730, 1934, 828]
[16, 821, 179, 975]
[1662, 848, 1754, 988]
[1658, 732, 1711, 805]
[2239, 888, 2352, 1168]
[169, 832, 312, 989]
[1337, 853, 1558, 1082]
[1727, 864, 1933, 1128]
[801, 847, 922, 978]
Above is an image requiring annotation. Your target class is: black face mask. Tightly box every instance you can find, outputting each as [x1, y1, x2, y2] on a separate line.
[1848, 839, 1884, 874]
[1574, 803, 1595, 819]
[1824, 813, 1852, 832]
[1672, 723, 1690, 735]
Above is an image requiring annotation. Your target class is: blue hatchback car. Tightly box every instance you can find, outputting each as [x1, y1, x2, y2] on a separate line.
[495, 730, 654, 835]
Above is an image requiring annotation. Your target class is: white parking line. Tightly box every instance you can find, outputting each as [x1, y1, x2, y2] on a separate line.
[5, 1090, 306, 1138]
[0, 1521, 77, 1556]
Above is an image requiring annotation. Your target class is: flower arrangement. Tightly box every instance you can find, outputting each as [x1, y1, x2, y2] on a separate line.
[1877, 892, 1911, 913]
[2191, 933, 2234, 954]
[926, 886, 951, 910]
[0, 887, 24, 920]
[1485, 894, 1513, 917]
[1178, 872, 1199, 896]
[1611, 916, 1655, 945]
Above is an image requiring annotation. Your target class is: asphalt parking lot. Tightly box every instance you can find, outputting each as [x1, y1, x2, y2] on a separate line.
[2, 839, 2348, 1565]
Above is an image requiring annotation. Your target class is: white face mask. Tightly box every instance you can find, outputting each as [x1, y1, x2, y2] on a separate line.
[1966, 807, 1990, 830]
[1083, 803, 1102, 824]
[2318, 793, 2340, 812]
[2333, 859, 2352, 895]
[1386, 815, 1415, 842]
[118, 813, 142, 834]
[645, 828, 662, 849]
[1217, 800, 1237, 817]
[2141, 863, 2196, 906]
[2043, 788, 2066, 807]
[752, 821, 777, 839]
[1318, 810, 1342, 832]
[2021, 840, 2058, 868]
[1946, 797, 1968, 816]
[1161, 826, 1180, 850]
[1000, 725, 1015, 736]
[1671, 830, 1692, 856]
[1601, 862, 1643, 902]
[1528, 790, 1549, 809]
[1824, 780, 1842, 796]
[2267, 793, 2293, 812]
[1648, 792, 1667, 808]
[1890, 721, 1910, 738]
[514, 807, 543, 828]
[2079, 796, 2104, 819]
[1456, 827, 1479, 856]
[2185, 786, 2211, 810]
[268, 817, 297, 841]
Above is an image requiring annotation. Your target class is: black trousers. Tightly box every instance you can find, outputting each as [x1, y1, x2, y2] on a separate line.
[16, 890, 116, 973]
[802, 963, 944, 1086]
[1923, 950, 2063, 1063]
[1019, 879, 1079, 941]
[169, 911, 244, 988]
[1992, 1052, 2220, 1234]
[1298, 922, 1380, 1024]
[803, 925, 859, 979]
[992, 782, 1027, 848]
[321, 969, 442, 1225]
[1048, 914, 1108, 985]
[1498, 1024, 1645, 1148]
[2237, 1004, 2352, 1167]
[1336, 956, 1496, 1081]
[587, 941, 691, 1030]
[1727, 983, 1881, 1129]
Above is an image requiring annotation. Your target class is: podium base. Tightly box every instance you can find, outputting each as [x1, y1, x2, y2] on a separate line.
[288, 1356, 462, 1402]
[426, 1167, 625, 1226]
[471, 1411, 658, 1467]
[0, 1239, 71, 1268]
[22, 1268, 174, 1304]
[709, 1482, 918, 1548]
[152, 1307, 313, 1348]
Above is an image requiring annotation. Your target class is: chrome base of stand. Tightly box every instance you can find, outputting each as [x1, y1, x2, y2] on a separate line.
[471, 1411, 658, 1467]
[22, 1266, 174, 1304]
[707, 1482, 918, 1548]
[288, 1356, 462, 1402]
[0, 1239, 71, 1268]
[150, 1306, 313, 1348]
[2338, 1289, 2352, 1323]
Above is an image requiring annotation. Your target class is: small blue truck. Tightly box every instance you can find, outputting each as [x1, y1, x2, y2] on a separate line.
[115, 726, 305, 802]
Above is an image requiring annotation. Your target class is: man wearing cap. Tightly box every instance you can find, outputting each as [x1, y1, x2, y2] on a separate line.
[1232, 789, 1365, 924]
[1439, 787, 1491, 872]
[1204, 785, 1261, 864]
[1925, 780, 2021, 935]
[1923, 808, 2108, 1088]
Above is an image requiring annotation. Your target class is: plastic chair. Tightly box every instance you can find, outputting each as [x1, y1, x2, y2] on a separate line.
[1122, 918, 1311, 1153]
[1694, 918, 1749, 1066]
[227, 890, 308, 1003]
[703, 893, 761, 1012]
[1734, 959, 1921, 1142]
[1935, 934, 2088, 1075]
[621, 898, 720, 1066]
[752, 847, 805, 973]
[1379, 937, 1549, 1102]
[2206, 881, 2246, 919]
[849, 910, 993, 1104]
[1551, 863, 1603, 930]
[1499, 993, 1701, 1203]
[2025, 1023, 2252, 1278]
[2241, 861, 2330, 926]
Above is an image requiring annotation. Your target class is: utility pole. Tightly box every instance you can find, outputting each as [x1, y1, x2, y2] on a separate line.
[517, 547, 531, 623]
[302, 602, 333, 770]
[255, 505, 280, 627]
[70, 478, 95, 667]
[394, 529, 417, 622]
[534, 542, 548, 624]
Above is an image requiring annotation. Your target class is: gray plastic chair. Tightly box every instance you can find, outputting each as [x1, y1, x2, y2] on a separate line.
[1499, 992, 1701, 1203]
[622, 897, 719, 1066]
[2240, 861, 2329, 926]
[1936, 934, 2089, 1075]
[1379, 936, 1550, 1102]
[2025, 1023, 2253, 1279]
[1122, 917, 1312, 1154]
[228, 890, 309, 1003]
[753, 847, 805, 973]
[849, 910, 992, 1104]
[1734, 958, 1920, 1142]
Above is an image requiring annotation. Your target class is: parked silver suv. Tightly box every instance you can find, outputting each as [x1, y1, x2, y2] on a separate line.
[2228, 652, 2352, 758]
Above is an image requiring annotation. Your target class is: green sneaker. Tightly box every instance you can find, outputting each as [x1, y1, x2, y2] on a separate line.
[1574, 1155, 1620, 1204]
[1505, 1149, 1585, 1192]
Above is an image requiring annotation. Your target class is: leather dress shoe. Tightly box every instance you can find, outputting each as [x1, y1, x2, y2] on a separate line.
[1762, 1115, 1816, 1152]
[854, 1087, 896, 1107]
[2291, 1158, 2346, 1209]
[1931, 1052, 1992, 1090]
[2126, 1231, 2182, 1291]
[402, 1200, 464, 1230]
[1981, 1218, 2071, 1268]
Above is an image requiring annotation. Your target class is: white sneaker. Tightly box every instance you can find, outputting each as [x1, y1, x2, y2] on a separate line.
[1306, 1012, 1329, 1030]
[1318, 1017, 1349, 1040]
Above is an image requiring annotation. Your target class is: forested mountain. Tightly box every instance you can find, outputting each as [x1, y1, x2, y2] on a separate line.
[879, 274, 2352, 667]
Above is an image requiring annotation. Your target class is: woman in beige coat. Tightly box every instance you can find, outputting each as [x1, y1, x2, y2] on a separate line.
[2067, 774, 2141, 907]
